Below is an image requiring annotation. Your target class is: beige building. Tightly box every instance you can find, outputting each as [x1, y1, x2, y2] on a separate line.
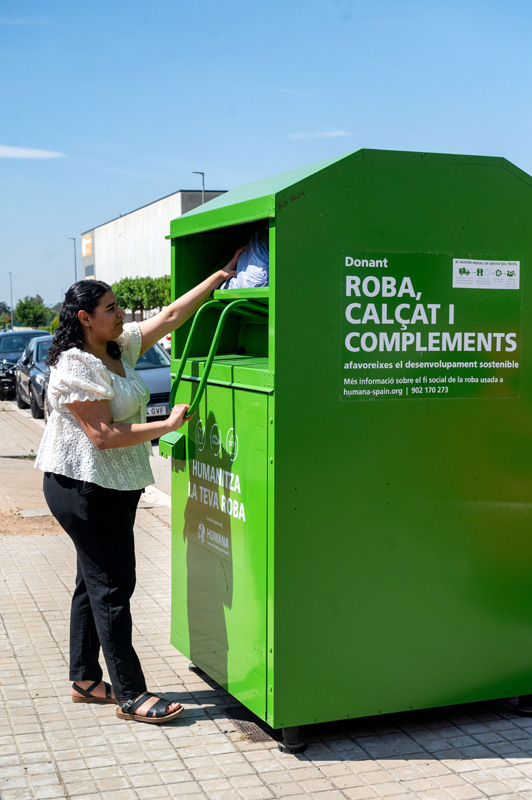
[81, 189, 225, 284]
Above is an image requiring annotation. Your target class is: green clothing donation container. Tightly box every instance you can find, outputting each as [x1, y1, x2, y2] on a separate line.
[160, 149, 532, 735]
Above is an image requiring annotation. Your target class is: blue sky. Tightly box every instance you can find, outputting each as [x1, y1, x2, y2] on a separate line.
[2, 0, 532, 307]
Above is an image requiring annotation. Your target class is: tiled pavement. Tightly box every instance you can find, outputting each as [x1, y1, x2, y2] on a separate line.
[0, 402, 44, 457]
[2, 405, 532, 799]
[0, 403, 46, 512]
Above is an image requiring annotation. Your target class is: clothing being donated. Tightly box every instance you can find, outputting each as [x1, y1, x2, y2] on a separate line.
[36, 321, 153, 702]
[220, 228, 269, 290]
[35, 322, 153, 490]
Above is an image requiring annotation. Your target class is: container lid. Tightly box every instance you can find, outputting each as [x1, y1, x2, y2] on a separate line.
[168, 149, 527, 239]
[168, 153, 348, 238]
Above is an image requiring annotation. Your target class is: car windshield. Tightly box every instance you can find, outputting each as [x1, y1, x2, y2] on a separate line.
[36, 341, 52, 362]
[135, 344, 170, 370]
[0, 333, 41, 354]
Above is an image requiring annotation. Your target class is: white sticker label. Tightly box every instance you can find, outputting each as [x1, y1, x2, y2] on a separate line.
[452, 259, 520, 290]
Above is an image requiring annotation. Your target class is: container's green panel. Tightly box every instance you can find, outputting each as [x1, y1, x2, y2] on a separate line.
[169, 381, 269, 719]
[270, 150, 532, 727]
[166, 148, 532, 732]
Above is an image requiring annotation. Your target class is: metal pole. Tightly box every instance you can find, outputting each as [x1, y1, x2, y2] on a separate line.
[68, 237, 77, 282]
[192, 171, 205, 204]
[7, 272, 13, 329]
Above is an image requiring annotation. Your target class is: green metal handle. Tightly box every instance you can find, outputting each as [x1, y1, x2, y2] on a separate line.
[169, 299, 220, 410]
[169, 298, 267, 415]
[186, 299, 260, 417]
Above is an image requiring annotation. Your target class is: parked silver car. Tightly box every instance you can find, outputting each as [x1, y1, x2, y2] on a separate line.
[135, 342, 171, 419]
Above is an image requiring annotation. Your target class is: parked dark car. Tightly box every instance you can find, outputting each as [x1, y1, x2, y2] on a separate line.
[0, 329, 49, 401]
[43, 342, 171, 422]
[15, 335, 53, 418]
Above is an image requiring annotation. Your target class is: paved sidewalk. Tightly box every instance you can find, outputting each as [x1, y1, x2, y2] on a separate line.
[2, 403, 532, 800]
[0, 403, 46, 513]
[0, 401, 44, 458]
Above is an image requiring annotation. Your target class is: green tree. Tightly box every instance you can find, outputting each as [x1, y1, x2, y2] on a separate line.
[15, 296, 54, 328]
[112, 277, 142, 321]
[132, 277, 148, 321]
[111, 278, 128, 314]
[141, 276, 158, 317]
[113, 275, 170, 320]
[154, 275, 171, 309]
[0, 301, 10, 316]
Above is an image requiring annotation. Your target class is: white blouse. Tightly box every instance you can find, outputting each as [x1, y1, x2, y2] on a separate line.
[35, 322, 154, 491]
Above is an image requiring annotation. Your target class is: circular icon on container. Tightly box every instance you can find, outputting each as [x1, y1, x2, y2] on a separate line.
[226, 428, 239, 462]
[198, 522, 205, 544]
[210, 423, 221, 457]
[195, 419, 206, 452]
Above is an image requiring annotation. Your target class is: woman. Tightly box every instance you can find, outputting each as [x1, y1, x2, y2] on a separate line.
[36, 254, 239, 723]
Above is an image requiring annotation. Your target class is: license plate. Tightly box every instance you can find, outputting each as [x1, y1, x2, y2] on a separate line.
[146, 404, 169, 417]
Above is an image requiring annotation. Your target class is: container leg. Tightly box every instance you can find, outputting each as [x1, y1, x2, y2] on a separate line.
[516, 695, 532, 716]
[278, 726, 307, 754]
[188, 662, 204, 674]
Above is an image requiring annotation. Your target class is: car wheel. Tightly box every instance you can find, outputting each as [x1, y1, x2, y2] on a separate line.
[15, 381, 29, 409]
[30, 386, 44, 418]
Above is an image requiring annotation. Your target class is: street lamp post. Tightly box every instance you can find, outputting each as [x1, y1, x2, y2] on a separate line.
[7, 272, 13, 329]
[68, 237, 78, 283]
[192, 171, 205, 204]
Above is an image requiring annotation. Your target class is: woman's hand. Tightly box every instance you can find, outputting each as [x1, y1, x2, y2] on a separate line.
[138, 244, 247, 354]
[164, 403, 194, 433]
[216, 246, 246, 282]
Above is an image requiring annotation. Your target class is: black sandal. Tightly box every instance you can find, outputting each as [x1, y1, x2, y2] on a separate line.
[116, 692, 183, 723]
[72, 680, 117, 705]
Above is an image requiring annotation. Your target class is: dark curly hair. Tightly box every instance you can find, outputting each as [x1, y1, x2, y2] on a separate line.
[46, 280, 122, 367]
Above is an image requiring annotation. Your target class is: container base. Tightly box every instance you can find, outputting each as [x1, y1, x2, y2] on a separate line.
[516, 695, 532, 716]
[278, 726, 307, 754]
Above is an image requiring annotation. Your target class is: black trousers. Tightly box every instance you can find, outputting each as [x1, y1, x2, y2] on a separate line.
[43, 472, 146, 702]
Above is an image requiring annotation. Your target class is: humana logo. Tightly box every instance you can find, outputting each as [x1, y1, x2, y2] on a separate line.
[207, 528, 229, 552]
